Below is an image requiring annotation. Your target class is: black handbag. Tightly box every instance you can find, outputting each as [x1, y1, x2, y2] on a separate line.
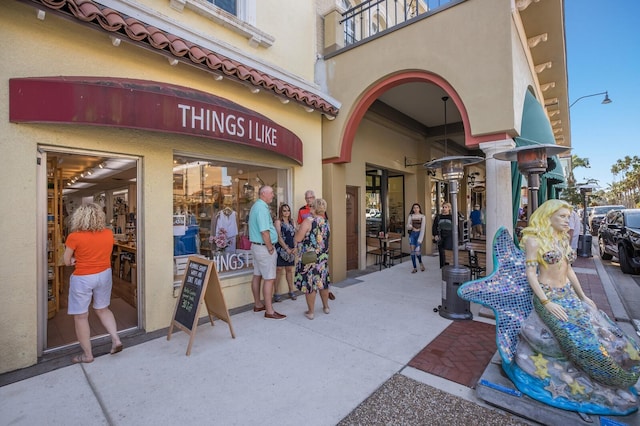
[301, 250, 318, 265]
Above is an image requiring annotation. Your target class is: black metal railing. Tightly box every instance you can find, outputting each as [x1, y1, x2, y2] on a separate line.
[340, 0, 462, 47]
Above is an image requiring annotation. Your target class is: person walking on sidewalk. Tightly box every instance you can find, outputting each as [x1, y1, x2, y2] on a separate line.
[63, 203, 123, 364]
[249, 185, 286, 320]
[407, 203, 426, 273]
[295, 198, 331, 320]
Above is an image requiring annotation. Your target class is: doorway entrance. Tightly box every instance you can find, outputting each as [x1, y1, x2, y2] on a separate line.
[41, 149, 140, 353]
[346, 186, 358, 270]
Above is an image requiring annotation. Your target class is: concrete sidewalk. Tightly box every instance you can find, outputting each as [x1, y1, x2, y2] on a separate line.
[1, 249, 638, 425]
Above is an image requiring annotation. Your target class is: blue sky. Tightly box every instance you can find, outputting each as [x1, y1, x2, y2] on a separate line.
[565, 0, 640, 189]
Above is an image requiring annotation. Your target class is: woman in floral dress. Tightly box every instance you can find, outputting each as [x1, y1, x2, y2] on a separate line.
[294, 198, 331, 320]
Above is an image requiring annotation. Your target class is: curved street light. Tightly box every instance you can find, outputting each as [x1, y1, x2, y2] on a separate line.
[569, 91, 612, 108]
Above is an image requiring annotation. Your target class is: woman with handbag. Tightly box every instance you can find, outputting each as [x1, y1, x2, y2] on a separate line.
[432, 202, 453, 268]
[294, 198, 331, 320]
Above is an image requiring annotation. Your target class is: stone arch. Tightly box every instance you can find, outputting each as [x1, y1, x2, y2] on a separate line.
[325, 70, 503, 164]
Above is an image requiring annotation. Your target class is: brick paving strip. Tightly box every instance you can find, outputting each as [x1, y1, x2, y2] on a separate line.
[408, 320, 496, 388]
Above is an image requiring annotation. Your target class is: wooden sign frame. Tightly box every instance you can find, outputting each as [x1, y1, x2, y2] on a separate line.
[167, 256, 235, 355]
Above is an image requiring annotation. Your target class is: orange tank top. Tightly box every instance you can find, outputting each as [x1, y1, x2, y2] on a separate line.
[65, 229, 114, 275]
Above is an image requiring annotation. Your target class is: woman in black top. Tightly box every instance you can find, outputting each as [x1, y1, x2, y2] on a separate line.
[432, 202, 454, 268]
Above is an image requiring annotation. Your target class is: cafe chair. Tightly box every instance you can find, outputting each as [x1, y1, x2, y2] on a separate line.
[468, 249, 486, 280]
[366, 236, 384, 270]
[383, 232, 403, 266]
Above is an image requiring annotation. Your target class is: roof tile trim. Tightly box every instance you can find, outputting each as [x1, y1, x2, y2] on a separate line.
[24, 0, 339, 116]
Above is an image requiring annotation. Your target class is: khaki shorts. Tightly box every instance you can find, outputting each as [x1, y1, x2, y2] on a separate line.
[67, 268, 112, 315]
[251, 244, 277, 280]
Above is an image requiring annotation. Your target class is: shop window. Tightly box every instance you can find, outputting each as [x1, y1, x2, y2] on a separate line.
[173, 155, 289, 276]
[388, 175, 404, 234]
[365, 168, 405, 236]
[211, 0, 237, 15]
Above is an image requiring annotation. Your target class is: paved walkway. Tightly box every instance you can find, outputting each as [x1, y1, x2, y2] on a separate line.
[1, 249, 638, 425]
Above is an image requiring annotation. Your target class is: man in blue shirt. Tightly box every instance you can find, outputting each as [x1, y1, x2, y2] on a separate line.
[470, 204, 483, 238]
[249, 185, 286, 320]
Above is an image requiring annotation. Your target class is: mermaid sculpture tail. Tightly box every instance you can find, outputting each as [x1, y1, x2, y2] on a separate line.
[533, 294, 640, 388]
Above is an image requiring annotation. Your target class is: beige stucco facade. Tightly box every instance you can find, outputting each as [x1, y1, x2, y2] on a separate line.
[0, 0, 568, 374]
[0, 0, 327, 373]
[319, 0, 566, 282]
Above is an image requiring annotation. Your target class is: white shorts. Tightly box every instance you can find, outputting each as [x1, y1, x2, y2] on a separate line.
[67, 268, 113, 315]
[251, 244, 277, 280]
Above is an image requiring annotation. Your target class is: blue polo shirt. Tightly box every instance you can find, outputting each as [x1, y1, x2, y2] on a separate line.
[248, 199, 277, 244]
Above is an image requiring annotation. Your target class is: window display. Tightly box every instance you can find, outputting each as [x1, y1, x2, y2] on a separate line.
[173, 155, 288, 275]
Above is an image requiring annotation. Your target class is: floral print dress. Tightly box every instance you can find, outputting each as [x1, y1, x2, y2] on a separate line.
[276, 219, 296, 266]
[295, 217, 331, 293]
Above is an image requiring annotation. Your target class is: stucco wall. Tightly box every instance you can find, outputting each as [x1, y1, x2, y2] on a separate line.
[320, 0, 517, 161]
[0, 1, 322, 373]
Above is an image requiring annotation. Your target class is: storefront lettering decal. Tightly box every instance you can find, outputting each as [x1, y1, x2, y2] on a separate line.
[178, 104, 277, 147]
[212, 252, 252, 273]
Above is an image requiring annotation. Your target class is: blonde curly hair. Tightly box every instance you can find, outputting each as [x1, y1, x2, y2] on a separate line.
[519, 199, 572, 267]
[69, 203, 106, 233]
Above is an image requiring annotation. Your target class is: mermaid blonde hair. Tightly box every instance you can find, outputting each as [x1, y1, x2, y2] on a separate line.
[519, 199, 572, 267]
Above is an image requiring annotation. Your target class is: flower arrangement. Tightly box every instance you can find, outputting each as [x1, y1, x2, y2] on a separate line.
[209, 228, 230, 252]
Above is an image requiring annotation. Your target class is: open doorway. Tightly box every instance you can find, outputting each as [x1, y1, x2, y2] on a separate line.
[42, 149, 140, 353]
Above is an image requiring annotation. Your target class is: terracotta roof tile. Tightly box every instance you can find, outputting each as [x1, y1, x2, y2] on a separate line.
[123, 18, 149, 41]
[26, 0, 339, 116]
[147, 27, 170, 49]
[100, 8, 126, 31]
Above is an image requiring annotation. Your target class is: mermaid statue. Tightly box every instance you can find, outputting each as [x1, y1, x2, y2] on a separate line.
[459, 199, 639, 415]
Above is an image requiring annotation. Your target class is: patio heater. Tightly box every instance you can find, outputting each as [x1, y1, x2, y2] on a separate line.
[424, 99, 483, 320]
[577, 184, 598, 257]
[493, 141, 570, 218]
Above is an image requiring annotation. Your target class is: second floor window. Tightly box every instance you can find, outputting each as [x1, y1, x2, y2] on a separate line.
[211, 0, 237, 15]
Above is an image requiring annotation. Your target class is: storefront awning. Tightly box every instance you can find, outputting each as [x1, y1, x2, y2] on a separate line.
[10, 77, 304, 165]
[515, 91, 567, 186]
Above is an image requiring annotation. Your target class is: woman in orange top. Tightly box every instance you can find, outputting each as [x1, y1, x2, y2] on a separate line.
[64, 203, 123, 363]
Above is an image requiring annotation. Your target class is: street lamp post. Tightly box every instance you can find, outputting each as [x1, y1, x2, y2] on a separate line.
[569, 91, 612, 109]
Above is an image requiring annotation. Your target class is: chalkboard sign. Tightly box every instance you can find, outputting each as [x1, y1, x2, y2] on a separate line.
[174, 260, 208, 330]
[167, 256, 235, 355]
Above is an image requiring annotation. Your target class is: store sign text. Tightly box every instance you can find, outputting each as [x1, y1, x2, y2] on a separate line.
[9, 77, 303, 164]
[213, 252, 253, 273]
[178, 104, 277, 146]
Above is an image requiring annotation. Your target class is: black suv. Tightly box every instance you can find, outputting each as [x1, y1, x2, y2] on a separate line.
[598, 208, 640, 274]
[589, 204, 625, 235]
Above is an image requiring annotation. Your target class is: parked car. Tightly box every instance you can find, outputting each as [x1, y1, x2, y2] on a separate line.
[598, 208, 640, 274]
[589, 204, 625, 235]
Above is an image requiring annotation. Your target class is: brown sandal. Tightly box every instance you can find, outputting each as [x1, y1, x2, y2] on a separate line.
[71, 354, 94, 364]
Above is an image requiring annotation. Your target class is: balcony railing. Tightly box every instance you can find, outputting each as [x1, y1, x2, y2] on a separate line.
[340, 0, 462, 48]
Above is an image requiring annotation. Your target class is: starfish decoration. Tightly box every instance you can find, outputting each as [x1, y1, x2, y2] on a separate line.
[544, 381, 568, 399]
[530, 352, 549, 369]
[535, 364, 551, 380]
[458, 227, 533, 364]
[568, 380, 586, 396]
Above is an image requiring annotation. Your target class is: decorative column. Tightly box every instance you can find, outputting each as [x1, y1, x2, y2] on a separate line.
[480, 139, 515, 274]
